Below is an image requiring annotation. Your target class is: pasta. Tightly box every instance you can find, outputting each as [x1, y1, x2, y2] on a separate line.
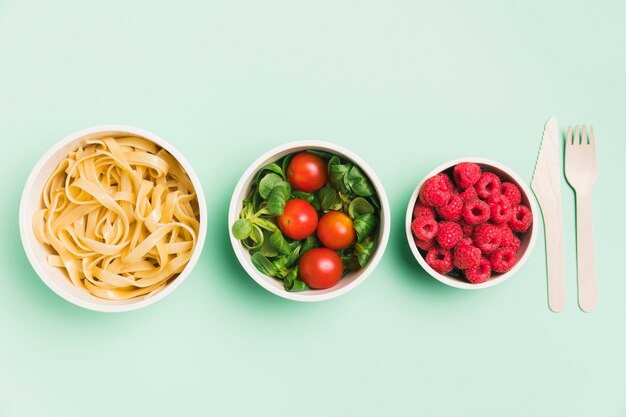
[33, 136, 200, 300]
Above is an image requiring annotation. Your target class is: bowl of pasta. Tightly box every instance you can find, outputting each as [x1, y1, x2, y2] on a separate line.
[19, 125, 207, 312]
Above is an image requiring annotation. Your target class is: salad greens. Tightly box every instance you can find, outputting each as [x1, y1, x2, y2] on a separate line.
[232, 151, 380, 291]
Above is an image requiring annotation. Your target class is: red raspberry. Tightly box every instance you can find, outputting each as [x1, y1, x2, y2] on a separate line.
[475, 172, 501, 199]
[489, 247, 518, 273]
[464, 257, 491, 284]
[419, 174, 452, 207]
[488, 193, 512, 224]
[459, 186, 477, 202]
[458, 219, 474, 237]
[436, 193, 463, 221]
[453, 240, 481, 270]
[413, 236, 434, 251]
[425, 246, 454, 274]
[440, 174, 455, 193]
[453, 162, 481, 189]
[509, 205, 533, 233]
[498, 225, 520, 251]
[473, 223, 502, 255]
[458, 237, 473, 247]
[413, 202, 435, 219]
[411, 216, 438, 240]
[436, 221, 463, 249]
[461, 199, 490, 225]
[501, 182, 522, 206]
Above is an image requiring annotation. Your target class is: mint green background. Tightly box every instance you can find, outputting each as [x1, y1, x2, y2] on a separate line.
[1, 1, 624, 416]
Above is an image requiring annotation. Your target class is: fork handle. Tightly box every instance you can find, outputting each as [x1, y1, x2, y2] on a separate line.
[576, 191, 597, 312]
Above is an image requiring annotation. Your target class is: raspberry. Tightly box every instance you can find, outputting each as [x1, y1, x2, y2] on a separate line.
[413, 236, 434, 251]
[436, 193, 463, 221]
[461, 199, 490, 225]
[416, 164, 530, 278]
[509, 205, 533, 233]
[453, 162, 481, 189]
[419, 174, 452, 207]
[475, 172, 501, 199]
[436, 221, 463, 249]
[459, 186, 477, 202]
[501, 182, 522, 206]
[473, 223, 502, 255]
[411, 216, 438, 240]
[425, 246, 454, 274]
[488, 193, 512, 224]
[453, 240, 481, 270]
[465, 257, 491, 283]
[458, 219, 474, 237]
[489, 247, 518, 273]
[413, 202, 435, 219]
[498, 225, 520, 251]
[440, 174, 455, 193]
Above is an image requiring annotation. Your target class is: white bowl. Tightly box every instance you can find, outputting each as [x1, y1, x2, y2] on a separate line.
[405, 157, 538, 290]
[19, 125, 207, 312]
[229, 141, 390, 302]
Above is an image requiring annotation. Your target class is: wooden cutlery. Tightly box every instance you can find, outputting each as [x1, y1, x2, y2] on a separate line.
[564, 125, 598, 312]
[532, 116, 566, 312]
[533, 118, 598, 312]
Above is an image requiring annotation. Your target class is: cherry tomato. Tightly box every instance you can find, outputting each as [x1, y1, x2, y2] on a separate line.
[286, 152, 328, 192]
[298, 248, 343, 289]
[317, 211, 356, 250]
[277, 199, 318, 240]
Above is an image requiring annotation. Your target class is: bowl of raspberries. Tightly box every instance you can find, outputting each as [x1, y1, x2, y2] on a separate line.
[406, 158, 538, 289]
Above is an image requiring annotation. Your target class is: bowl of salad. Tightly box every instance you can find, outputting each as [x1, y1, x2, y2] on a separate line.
[229, 141, 390, 301]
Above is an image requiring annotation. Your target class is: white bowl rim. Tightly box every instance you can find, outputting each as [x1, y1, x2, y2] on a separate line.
[19, 124, 208, 312]
[229, 140, 391, 302]
[405, 157, 538, 290]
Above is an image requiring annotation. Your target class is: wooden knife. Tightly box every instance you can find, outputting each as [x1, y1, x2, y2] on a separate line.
[531, 116, 565, 312]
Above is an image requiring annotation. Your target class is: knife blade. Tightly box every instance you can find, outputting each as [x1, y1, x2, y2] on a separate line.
[531, 116, 565, 312]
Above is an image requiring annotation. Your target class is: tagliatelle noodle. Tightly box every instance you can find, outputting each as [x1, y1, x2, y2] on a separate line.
[33, 136, 200, 300]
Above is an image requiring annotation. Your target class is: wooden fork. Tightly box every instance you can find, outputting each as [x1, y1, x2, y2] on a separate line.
[564, 125, 598, 312]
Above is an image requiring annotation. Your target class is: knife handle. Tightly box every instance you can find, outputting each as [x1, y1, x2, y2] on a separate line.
[538, 200, 566, 312]
[576, 192, 597, 312]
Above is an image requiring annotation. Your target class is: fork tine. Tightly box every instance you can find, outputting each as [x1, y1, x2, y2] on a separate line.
[590, 126, 597, 171]
[574, 125, 580, 145]
[589, 125, 595, 146]
[582, 125, 588, 145]
[567, 126, 572, 146]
